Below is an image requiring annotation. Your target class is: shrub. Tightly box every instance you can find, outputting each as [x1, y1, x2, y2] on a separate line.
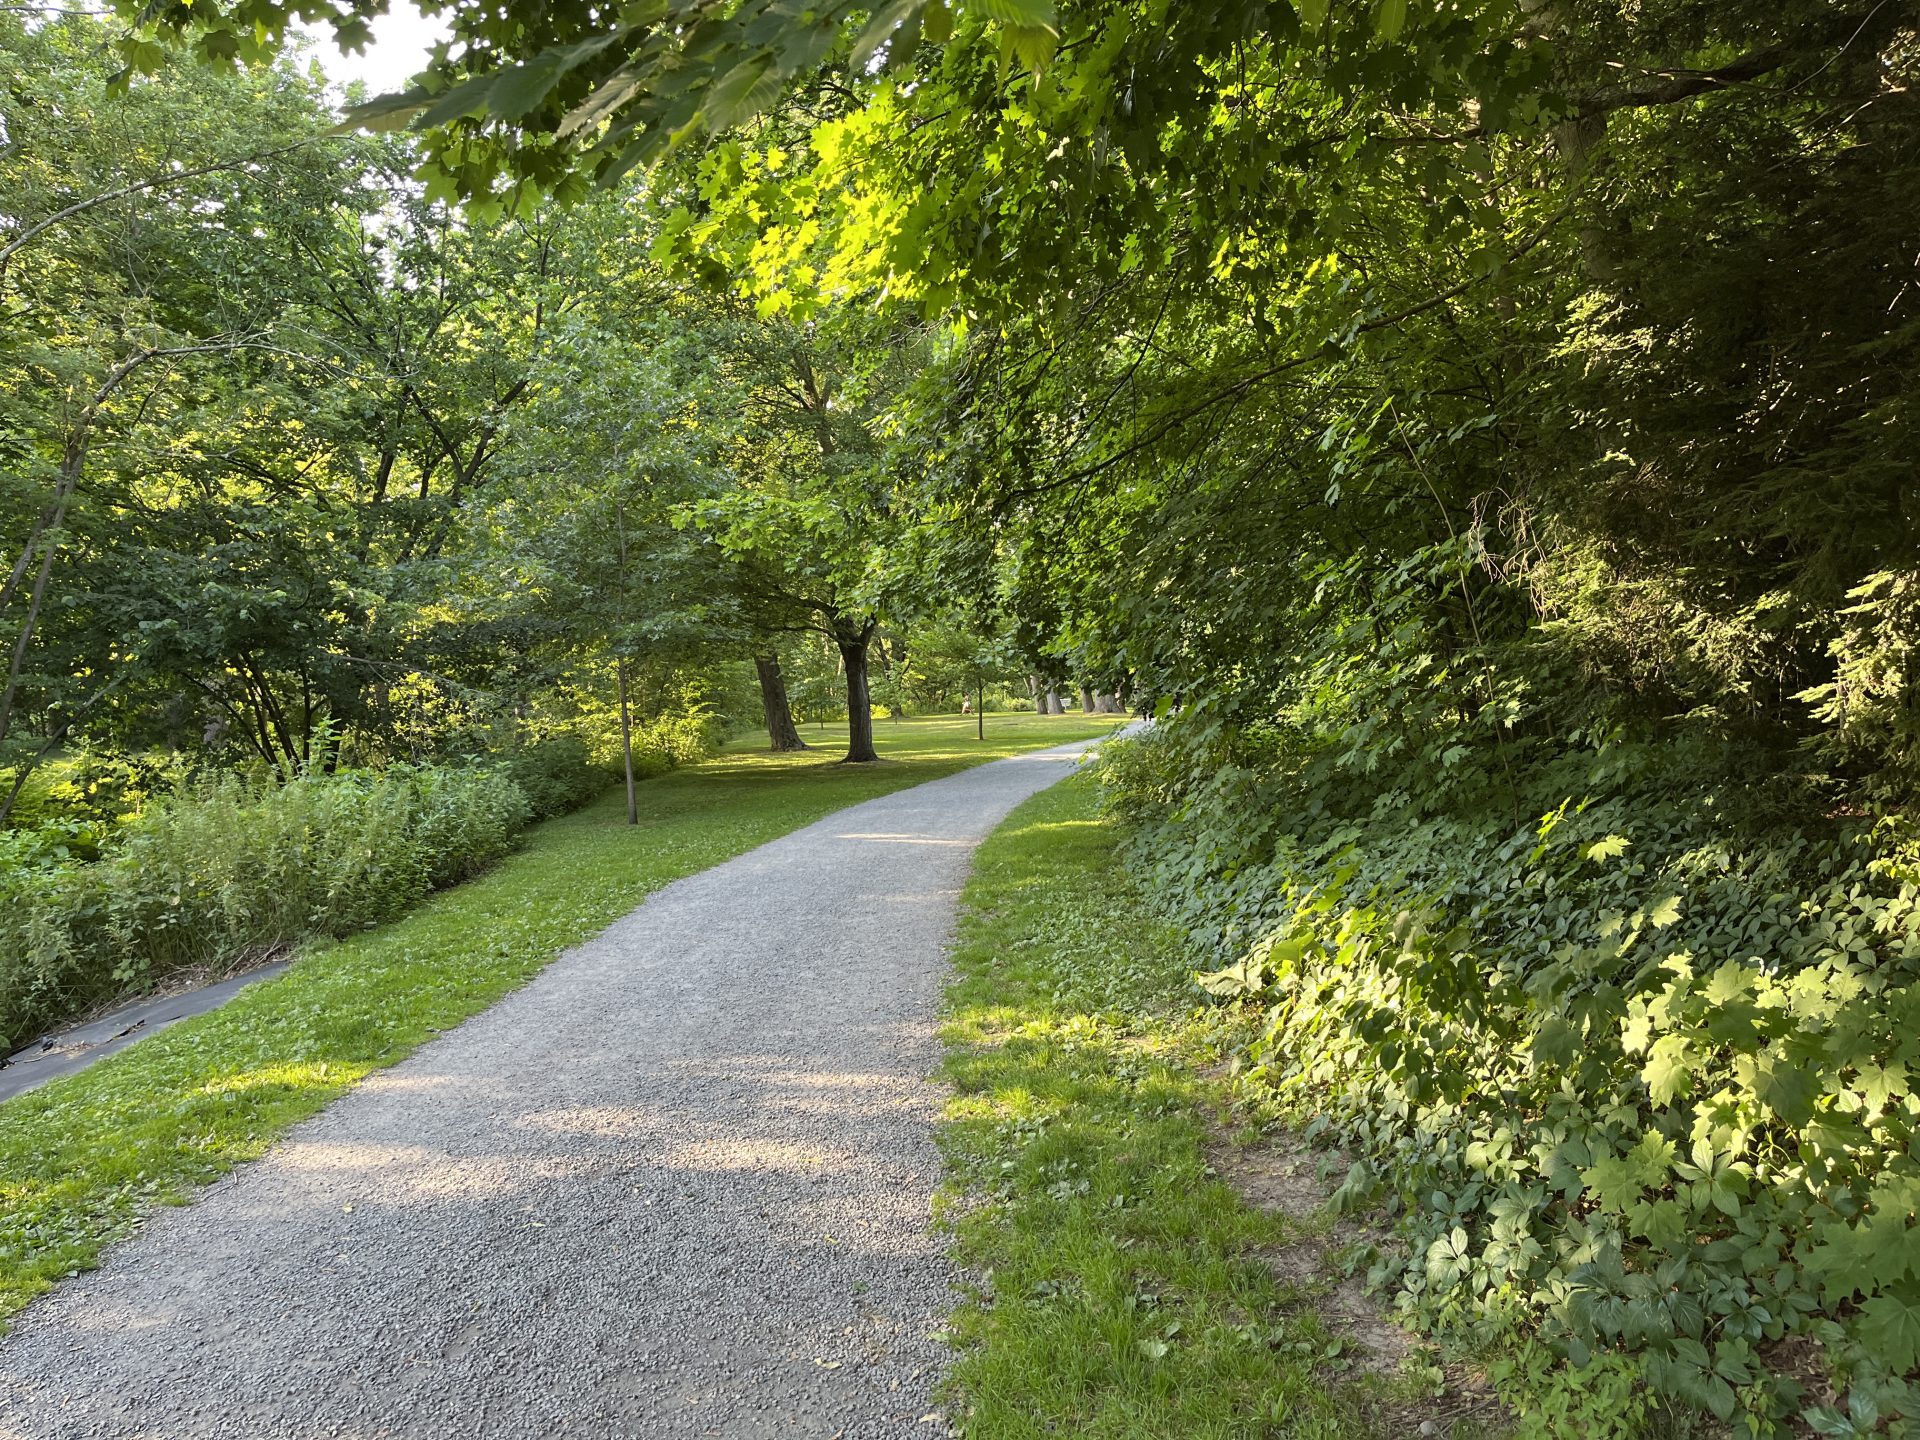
[501, 737, 616, 819]
[1100, 725, 1920, 1437]
[628, 709, 726, 775]
[0, 827, 114, 1054]
[2, 750, 183, 832]
[0, 764, 529, 1053]
[0, 714, 727, 1053]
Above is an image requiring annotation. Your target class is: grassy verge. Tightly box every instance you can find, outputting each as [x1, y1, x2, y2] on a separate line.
[0, 711, 1121, 1322]
[940, 773, 1431, 1439]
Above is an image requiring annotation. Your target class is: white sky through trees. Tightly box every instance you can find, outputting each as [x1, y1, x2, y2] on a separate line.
[300, 5, 447, 98]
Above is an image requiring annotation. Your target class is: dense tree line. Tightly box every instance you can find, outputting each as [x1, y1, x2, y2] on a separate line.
[2, 16, 1063, 810]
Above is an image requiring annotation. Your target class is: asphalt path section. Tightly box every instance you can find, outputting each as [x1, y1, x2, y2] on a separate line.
[0, 962, 292, 1104]
[0, 737, 1114, 1440]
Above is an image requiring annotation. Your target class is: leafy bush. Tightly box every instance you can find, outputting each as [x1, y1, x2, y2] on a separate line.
[2, 750, 183, 832]
[0, 712, 724, 1053]
[0, 764, 529, 1053]
[525, 685, 726, 779]
[500, 737, 616, 818]
[629, 709, 724, 773]
[0, 825, 116, 1050]
[1101, 724, 1920, 1438]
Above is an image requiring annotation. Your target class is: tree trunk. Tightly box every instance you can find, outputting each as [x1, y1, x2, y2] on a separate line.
[976, 682, 985, 741]
[1045, 686, 1065, 715]
[835, 621, 879, 763]
[617, 654, 637, 826]
[754, 653, 808, 752]
[1077, 685, 1095, 713]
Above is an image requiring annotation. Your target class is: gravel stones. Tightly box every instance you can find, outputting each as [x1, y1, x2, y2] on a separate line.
[0, 741, 1105, 1439]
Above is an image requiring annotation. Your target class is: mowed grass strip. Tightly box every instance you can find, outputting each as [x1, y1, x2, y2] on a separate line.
[939, 773, 1395, 1440]
[0, 712, 1123, 1322]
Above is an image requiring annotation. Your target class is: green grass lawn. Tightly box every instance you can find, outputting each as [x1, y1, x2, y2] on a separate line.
[940, 772, 1445, 1439]
[0, 710, 1122, 1323]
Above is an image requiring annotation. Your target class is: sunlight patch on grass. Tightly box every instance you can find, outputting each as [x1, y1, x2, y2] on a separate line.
[938, 774, 1412, 1439]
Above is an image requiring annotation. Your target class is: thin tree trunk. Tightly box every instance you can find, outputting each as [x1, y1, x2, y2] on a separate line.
[0, 495, 62, 763]
[835, 620, 879, 763]
[976, 681, 984, 741]
[754, 653, 808, 752]
[617, 654, 637, 826]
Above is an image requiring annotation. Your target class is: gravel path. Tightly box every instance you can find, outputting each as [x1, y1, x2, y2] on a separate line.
[0, 739, 1106, 1440]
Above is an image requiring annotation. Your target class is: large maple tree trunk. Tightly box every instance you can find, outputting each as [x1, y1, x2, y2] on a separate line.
[754, 653, 807, 752]
[835, 621, 879, 763]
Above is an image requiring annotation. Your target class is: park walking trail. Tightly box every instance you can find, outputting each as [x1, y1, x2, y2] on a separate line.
[0, 739, 1111, 1440]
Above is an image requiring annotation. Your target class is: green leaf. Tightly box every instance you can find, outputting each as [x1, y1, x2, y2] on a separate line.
[1582, 1131, 1674, 1213]
[1738, 1044, 1820, 1126]
[1584, 834, 1631, 864]
[1806, 1220, 1882, 1300]
[1856, 1060, 1910, 1112]
[702, 50, 782, 130]
[118, 36, 168, 74]
[1197, 954, 1267, 998]
[1859, 1287, 1920, 1372]
[1533, 1014, 1579, 1068]
[337, 88, 431, 135]
[1641, 1031, 1693, 1106]
[972, 0, 1056, 27]
[1006, 22, 1057, 70]
[416, 70, 504, 129]
[487, 35, 623, 122]
[851, 0, 920, 71]
[1630, 1196, 1688, 1248]
[559, 65, 647, 138]
[1375, 0, 1408, 40]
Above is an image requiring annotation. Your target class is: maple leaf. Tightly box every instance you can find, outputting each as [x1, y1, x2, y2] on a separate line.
[1859, 1286, 1920, 1373]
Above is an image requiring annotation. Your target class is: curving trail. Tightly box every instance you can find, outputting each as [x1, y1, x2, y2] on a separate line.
[0, 739, 1109, 1440]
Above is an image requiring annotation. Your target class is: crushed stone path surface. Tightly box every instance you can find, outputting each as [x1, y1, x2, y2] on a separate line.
[0, 739, 1109, 1440]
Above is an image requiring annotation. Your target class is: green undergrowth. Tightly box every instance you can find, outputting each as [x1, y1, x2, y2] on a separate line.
[0, 711, 1122, 1323]
[940, 773, 1448, 1439]
[1100, 712, 1920, 1437]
